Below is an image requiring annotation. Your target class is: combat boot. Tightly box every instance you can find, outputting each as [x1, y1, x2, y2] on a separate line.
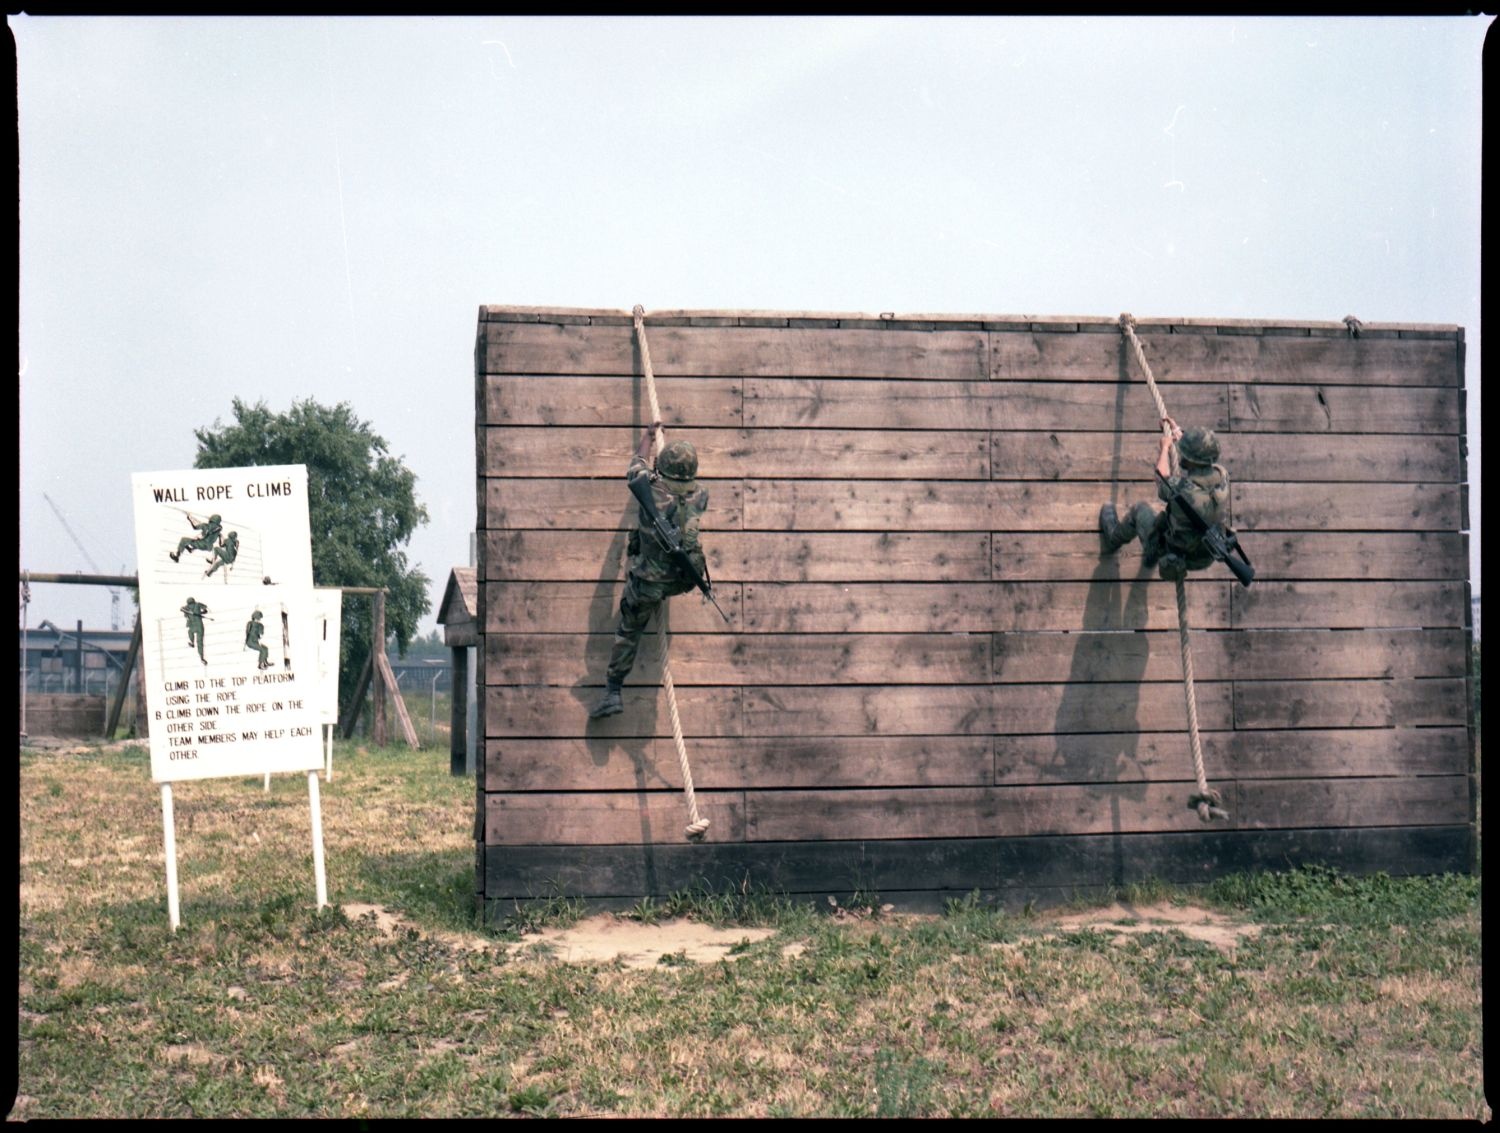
[589, 680, 624, 719]
[1099, 503, 1124, 554]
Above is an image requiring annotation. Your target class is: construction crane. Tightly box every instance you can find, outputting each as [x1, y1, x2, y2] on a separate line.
[42, 493, 123, 630]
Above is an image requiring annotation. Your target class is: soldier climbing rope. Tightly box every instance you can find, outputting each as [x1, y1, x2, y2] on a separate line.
[1116, 313, 1231, 824]
[629, 304, 710, 840]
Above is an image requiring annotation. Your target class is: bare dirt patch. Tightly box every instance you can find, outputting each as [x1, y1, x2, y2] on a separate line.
[508, 915, 778, 969]
[1012, 900, 1261, 954]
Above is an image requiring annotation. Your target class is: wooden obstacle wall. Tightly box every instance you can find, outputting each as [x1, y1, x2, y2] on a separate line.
[474, 307, 1474, 916]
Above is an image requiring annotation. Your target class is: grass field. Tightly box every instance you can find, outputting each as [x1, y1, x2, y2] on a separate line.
[14, 738, 1486, 1119]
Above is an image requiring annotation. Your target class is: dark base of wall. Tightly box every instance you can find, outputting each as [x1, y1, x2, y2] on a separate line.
[480, 825, 1472, 921]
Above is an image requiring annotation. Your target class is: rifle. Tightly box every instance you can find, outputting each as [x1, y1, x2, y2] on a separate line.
[627, 474, 731, 622]
[1154, 471, 1255, 588]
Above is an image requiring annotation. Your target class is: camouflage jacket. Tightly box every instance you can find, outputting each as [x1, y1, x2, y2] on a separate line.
[625, 454, 709, 583]
[1157, 463, 1232, 561]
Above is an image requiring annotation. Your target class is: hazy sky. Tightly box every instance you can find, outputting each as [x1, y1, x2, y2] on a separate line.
[14, 15, 1489, 637]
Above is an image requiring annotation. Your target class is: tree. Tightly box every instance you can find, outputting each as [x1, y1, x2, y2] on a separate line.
[193, 397, 432, 717]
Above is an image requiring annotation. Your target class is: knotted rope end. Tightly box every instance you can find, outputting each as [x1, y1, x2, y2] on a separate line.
[685, 818, 710, 839]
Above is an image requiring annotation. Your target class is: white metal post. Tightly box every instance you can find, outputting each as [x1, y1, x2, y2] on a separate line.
[307, 770, 328, 909]
[161, 783, 181, 931]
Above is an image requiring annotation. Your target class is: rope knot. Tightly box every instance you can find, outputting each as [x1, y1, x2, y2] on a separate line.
[1343, 314, 1362, 339]
[632, 304, 646, 319]
[1119, 312, 1137, 333]
[1189, 789, 1229, 823]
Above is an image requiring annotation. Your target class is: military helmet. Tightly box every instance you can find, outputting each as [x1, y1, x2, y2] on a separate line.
[251, 610, 263, 621]
[210, 514, 221, 523]
[655, 440, 699, 483]
[1177, 427, 1220, 468]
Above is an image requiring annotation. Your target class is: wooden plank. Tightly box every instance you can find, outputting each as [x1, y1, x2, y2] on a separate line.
[486, 790, 746, 845]
[740, 682, 1233, 737]
[1232, 483, 1461, 532]
[1237, 776, 1469, 829]
[483, 375, 743, 427]
[1232, 581, 1468, 629]
[1233, 677, 1469, 729]
[482, 321, 989, 379]
[996, 727, 1470, 784]
[744, 783, 1230, 842]
[486, 685, 741, 738]
[989, 431, 1463, 483]
[743, 378, 1230, 431]
[738, 479, 1458, 533]
[482, 480, 743, 530]
[487, 632, 991, 686]
[994, 532, 1469, 582]
[1230, 384, 1461, 433]
[484, 530, 992, 582]
[483, 582, 744, 633]
[989, 330, 1459, 386]
[485, 426, 991, 479]
[482, 826, 1472, 901]
[485, 735, 995, 790]
[992, 628, 1468, 683]
[741, 581, 1230, 633]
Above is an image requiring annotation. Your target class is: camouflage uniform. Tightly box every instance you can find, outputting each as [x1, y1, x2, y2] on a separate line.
[181, 597, 210, 663]
[591, 437, 709, 717]
[171, 514, 223, 563]
[1100, 428, 1231, 581]
[245, 610, 271, 670]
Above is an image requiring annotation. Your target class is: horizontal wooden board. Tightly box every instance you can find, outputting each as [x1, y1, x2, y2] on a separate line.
[481, 725, 1469, 792]
[1231, 482, 1461, 532]
[992, 628, 1468, 683]
[736, 479, 1460, 533]
[482, 321, 989, 379]
[996, 726, 1470, 784]
[1232, 677, 1469, 729]
[1231, 581, 1468, 629]
[486, 632, 992, 686]
[993, 531, 1469, 582]
[989, 330, 1459, 386]
[740, 581, 1231, 633]
[1229, 383, 1460, 434]
[485, 735, 995, 791]
[485, 685, 742, 738]
[743, 378, 1230, 431]
[486, 790, 746, 845]
[483, 628, 1463, 686]
[989, 431, 1463, 483]
[482, 582, 743, 633]
[483, 480, 744, 530]
[739, 683, 1234, 737]
[1236, 776, 1469, 830]
[484, 376, 743, 427]
[484, 530, 992, 582]
[482, 826, 1473, 902]
[485, 426, 991, 479]
[477, 478, 1461, 535]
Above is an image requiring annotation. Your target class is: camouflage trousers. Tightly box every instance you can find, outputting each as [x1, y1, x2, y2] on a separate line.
[604, 572, 695, 685]
[1106, 502, 1211, 581]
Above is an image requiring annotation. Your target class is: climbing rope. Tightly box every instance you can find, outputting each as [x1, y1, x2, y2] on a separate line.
[1119, 314, 1229, 824]
[633, 304, 710, 840]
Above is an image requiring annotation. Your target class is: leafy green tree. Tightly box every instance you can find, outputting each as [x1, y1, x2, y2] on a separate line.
[193, 397, 431, 717]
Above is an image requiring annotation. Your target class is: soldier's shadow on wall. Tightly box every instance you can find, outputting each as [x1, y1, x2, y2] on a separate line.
[570, 499, 670, 889]
[1045, 354, 1154, 886]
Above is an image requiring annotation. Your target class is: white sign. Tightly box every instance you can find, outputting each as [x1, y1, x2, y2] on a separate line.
[313, 588, 343, 727]
[131, 465, 323, 782]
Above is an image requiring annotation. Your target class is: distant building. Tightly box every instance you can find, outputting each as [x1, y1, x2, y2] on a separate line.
[17, 625, 134, 696]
